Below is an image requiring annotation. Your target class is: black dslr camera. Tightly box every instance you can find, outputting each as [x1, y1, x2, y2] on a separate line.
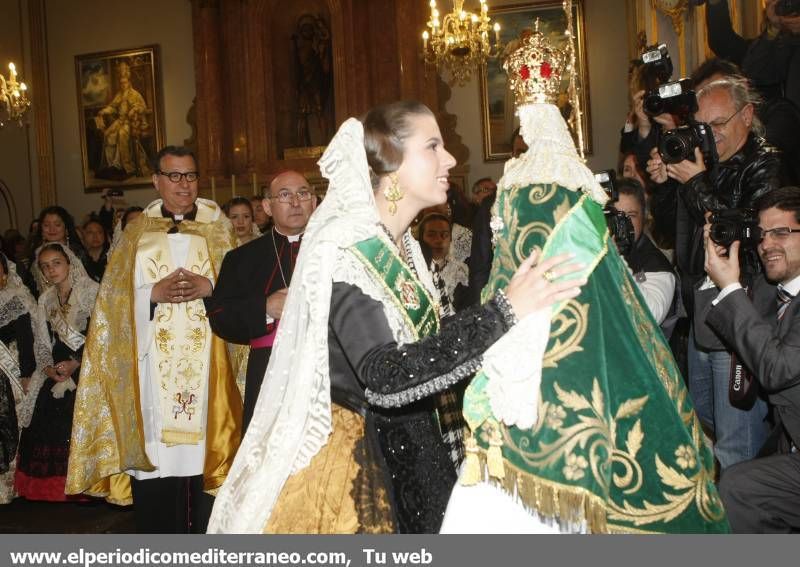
[639, 43, 673, 92]
[776, 0, 800, 16]
[643, 78, 698, 118]
[643, 78, 719, 167]
[595, 170, 636, 258]
[659, 121, 717, 165]
[709, 208, 761, 249]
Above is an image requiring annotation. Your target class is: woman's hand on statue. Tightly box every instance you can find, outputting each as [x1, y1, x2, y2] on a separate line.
[505, 251, 586, 320]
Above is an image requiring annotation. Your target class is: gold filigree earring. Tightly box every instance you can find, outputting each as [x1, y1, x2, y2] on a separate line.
[383, 172, 403, 215]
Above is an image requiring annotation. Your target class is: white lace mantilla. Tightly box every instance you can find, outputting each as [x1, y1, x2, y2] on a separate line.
[450, 223, 472, 264]
[500, 104, 607, 205]
[209, 118, 393, 533]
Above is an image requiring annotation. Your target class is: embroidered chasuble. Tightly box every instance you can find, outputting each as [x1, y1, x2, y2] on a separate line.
[459, 185, 729, 533]
[65, 199, 242, 504]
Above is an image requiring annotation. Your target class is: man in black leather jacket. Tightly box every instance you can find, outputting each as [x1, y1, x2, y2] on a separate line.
[647, 76, 781, 470]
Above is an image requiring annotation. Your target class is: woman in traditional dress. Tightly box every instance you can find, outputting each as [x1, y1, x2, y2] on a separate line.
[208, 101, 586, 534]
[15, 243, 98, 501]
[28, 207, 89, 294]
[225, 197, 261, 246]
[0, 253, 50, 503]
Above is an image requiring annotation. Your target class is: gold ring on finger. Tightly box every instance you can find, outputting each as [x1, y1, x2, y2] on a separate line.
[543, 270, 555, 282]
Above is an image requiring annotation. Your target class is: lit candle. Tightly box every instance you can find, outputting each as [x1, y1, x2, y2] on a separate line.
[231, 173, 236, 197]
[211, 175, 217, 203]
[494, 22, 501, 44]
[8, 62, 16, 82]
[423, 30, 429, 50]
[252, 172, 257, 196]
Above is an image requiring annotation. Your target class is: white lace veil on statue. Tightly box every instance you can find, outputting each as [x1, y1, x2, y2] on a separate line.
[208, 118, 383, 533]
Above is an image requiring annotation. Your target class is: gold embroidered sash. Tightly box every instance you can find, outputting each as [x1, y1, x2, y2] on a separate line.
[137, 231, 214, 445]
[49, 307, 87, 352]
[0, 339, 21, 381]
[349, 236, 440, 340]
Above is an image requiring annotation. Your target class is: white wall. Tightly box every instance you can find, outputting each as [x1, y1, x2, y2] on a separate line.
[444, 0, 630, 189]
[45, 0, 196, 221]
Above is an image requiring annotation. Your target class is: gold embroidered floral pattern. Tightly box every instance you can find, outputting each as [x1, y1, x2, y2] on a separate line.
[502, 376, 724, 526]
[543, 300, 589, 368]
[156, 328, 174, 354]
[525, 182, 559, 205]
[545, 405, 567, 429]
[674, 445, 696, 470]
[563, 453, 588, 480]
[186, 327, 206, 353]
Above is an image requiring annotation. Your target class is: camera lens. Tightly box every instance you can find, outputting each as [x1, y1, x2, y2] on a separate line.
[710, 223, 735, 247]
[643, 93, 664, 116]
[664, 137, 687, 160]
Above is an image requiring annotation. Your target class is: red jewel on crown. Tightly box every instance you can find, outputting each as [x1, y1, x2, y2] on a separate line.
[540, 62, 552, 79]
[520, 64, 530, 80]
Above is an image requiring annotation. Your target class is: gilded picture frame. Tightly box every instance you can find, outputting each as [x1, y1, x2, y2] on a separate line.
[480, 1, 592, 161]
[74, 45, 165, 192]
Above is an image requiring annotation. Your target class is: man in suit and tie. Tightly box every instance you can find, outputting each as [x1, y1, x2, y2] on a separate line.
[704, 185, 800, 532]
[206, 170, 317, 434]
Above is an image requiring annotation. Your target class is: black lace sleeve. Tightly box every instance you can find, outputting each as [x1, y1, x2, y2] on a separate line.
[329, 282, 516, 409]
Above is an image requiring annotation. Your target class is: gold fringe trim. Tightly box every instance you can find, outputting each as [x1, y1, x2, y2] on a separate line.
[464, 449, 663, 534]
[487, 423, 506, 480]
[162, 430, 204, 446]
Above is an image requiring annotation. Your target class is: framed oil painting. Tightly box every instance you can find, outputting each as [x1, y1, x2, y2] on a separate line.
[75, 45, 165, 192]
[480, 1, 591, 161]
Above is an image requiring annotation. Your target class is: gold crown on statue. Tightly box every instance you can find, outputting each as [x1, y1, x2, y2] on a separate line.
[503, 19, 568, 106]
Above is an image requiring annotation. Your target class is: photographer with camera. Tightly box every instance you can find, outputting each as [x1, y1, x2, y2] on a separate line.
[647, 75, 781, 470]
[703, 186, 800, 532]
[609, 178, 678, 331]
[621, 45, 679, 168]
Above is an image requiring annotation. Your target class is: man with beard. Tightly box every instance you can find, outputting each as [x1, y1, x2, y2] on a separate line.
[705, 186, 800, 532]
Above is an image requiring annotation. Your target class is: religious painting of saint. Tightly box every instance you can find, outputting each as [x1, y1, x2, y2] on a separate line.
[480, 1, 591, 161]
[74, 45, 165, 192]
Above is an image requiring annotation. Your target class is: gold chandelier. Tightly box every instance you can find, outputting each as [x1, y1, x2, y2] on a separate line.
[422, 0, 502, 86]
[0, 62, 30, 128]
